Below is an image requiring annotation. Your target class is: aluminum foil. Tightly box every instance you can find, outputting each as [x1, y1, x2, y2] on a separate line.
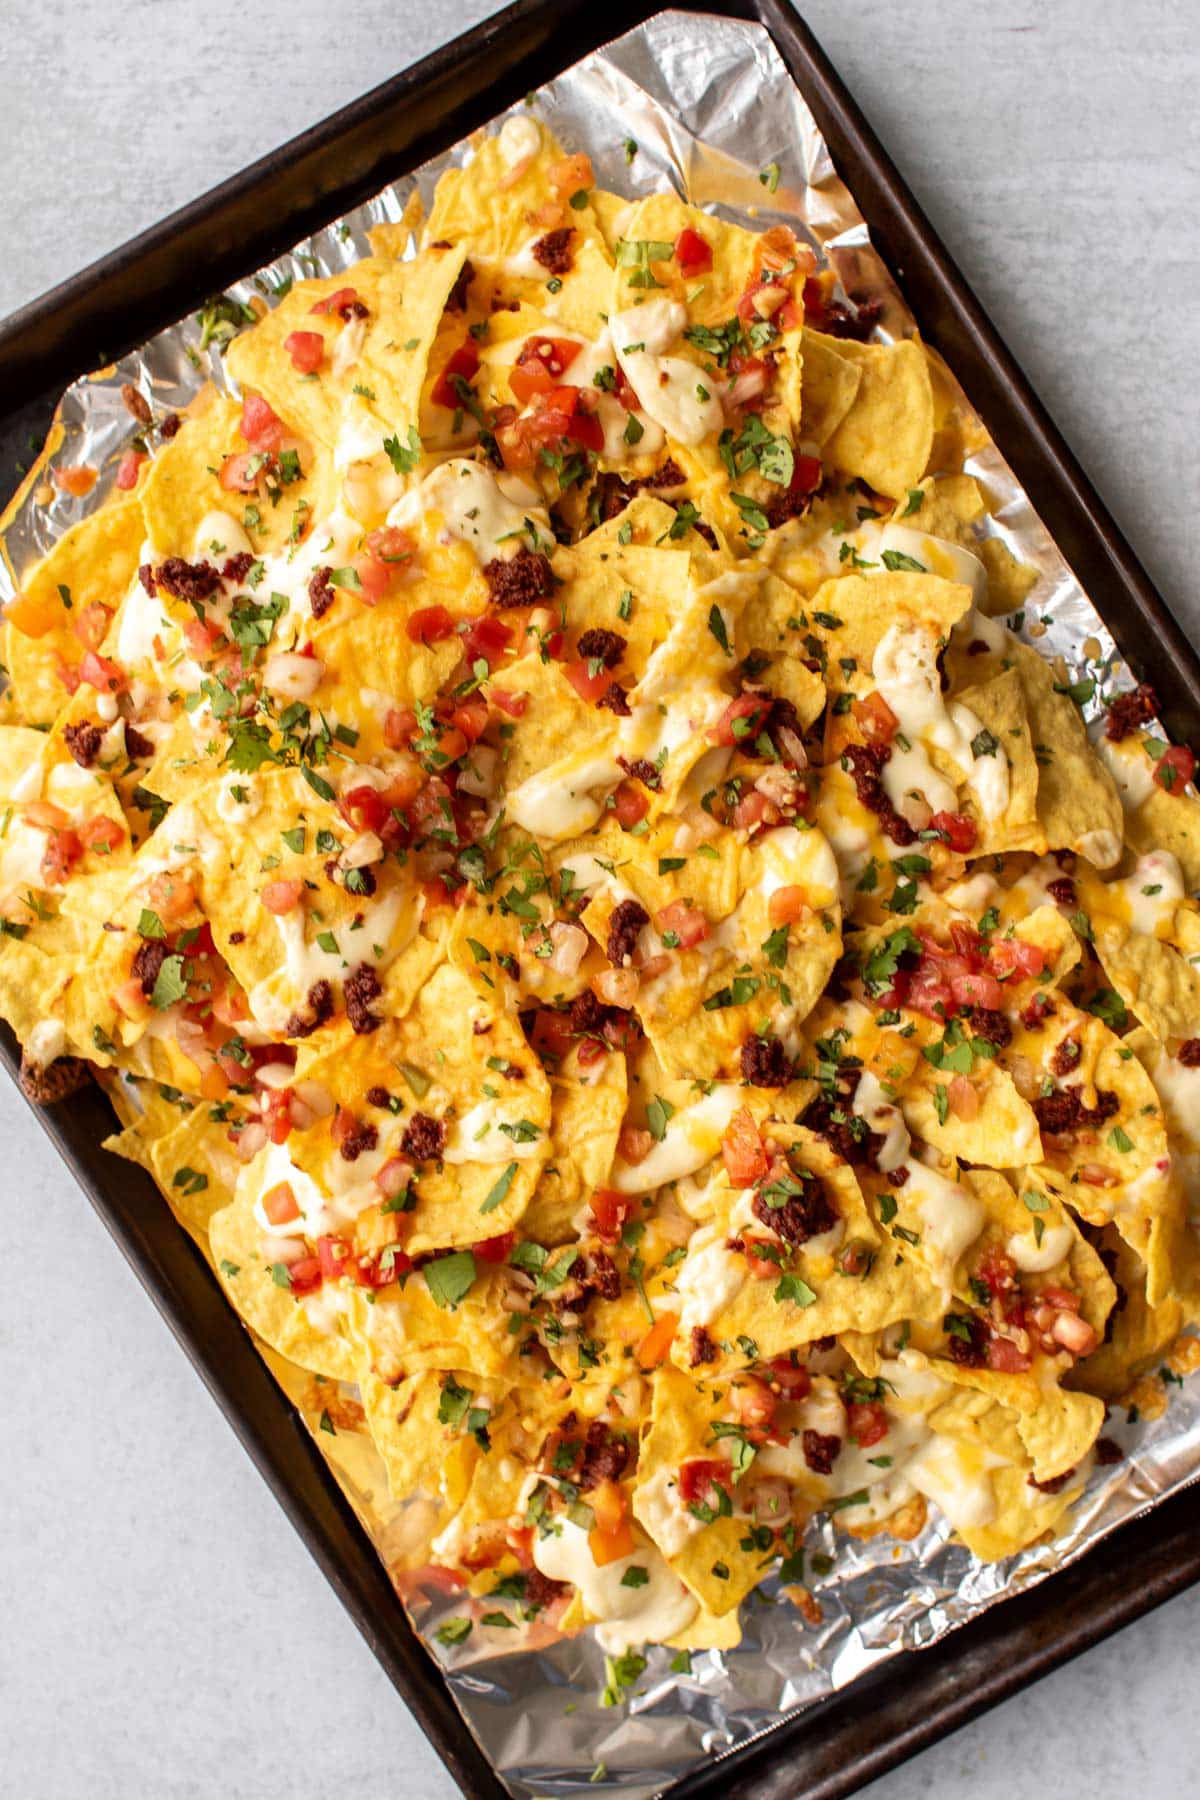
[3, 11, 1197, 1797]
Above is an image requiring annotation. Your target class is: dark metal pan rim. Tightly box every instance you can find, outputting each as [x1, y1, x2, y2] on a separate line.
[3, 4, 1198, 1797]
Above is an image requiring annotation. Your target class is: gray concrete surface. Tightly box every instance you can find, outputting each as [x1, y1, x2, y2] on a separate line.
[1, 2, 1197, 1795]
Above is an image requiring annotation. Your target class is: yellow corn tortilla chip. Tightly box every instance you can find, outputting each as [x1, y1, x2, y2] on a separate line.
[817, 333, 934, 499]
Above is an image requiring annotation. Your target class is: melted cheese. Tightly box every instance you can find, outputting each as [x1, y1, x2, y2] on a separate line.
[611, 1083, 741, 1194]
[905, 1434, 1006, 1532]
[249, 883, 417, 1034]
[872, 622, 1009, 823]
[531, 1516, 697, 1653]
[1111, 849, 1185, 938]
[389, 459, 549, 563]
[609, 300, 723, 446]
[876, 525, 987, 605]
[634, 1465, 707, 1557]
[673, 1225, 744, 1332]
[442, 1099, 542, 1164]
[904, 1157, 985, 1285]
[1006, 1221, 1074, 1272]
[851, 1069, 910, 1172]
[506, 749, 624, 841]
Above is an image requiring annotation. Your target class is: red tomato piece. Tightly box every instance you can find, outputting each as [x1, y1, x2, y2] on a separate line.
[284, 330, 325, 374]
[950, 970, 1003, 1011]
[475, 1232, 515, 1264]
[489, 685, 528, 719]
[846, 1401, 889, 1447]
[317, 1235, 352, 1281]
[590, 1189, 632, 1240]
[711, 693, 770, 746]
[432, 340, 481, 408]
[262, 1086, 294, 1145]
[509, 336, 582, 405]
[852, 690, 898, 745]
[655, 898, 710, 948]
[612, 780, 649, 829]
[78, 648, 126, 694]
[1155, 744, 1195, 793]
[262, 878, 305, 915]
[930, 810, 977, 853]
[989, 938, 1046, 980]
[461, 614, 512, 667]
[240, 394, 284, 451]
[673, 227, 713, 275]
[722, 1107, 769, 1186]
[564, 656, 613, 705]
[768, 1356, 812, 1398]
[678, 1459, 731, 1508]
[407, 605, 457, 645]
[78, 816, 125, 856]
[310, 286, 360, 316]
[286, 1257, 324, 1296]
[41, 828, 83, 885]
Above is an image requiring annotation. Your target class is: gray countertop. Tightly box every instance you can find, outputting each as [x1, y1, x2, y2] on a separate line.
[2, 2, 1197, 1795]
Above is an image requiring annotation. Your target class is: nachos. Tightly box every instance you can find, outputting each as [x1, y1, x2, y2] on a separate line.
[4, 111, 1198, 1661]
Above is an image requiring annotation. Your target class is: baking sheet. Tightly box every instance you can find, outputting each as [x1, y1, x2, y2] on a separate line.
[2, 10, 1197, 1797]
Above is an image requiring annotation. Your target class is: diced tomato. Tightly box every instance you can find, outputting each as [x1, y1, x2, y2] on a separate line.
[263, 1181, 300, 1225]
[240, 394, 283, 451]
[530, 1007, 573, 1061]
[673, 227, 712, 275]
[989, 937, 1046, 980]
[678, 1459, 731, 1509]
[590, 1189, 633, 1240]
[768, 885, 808, 926]
[743, 1237, 781, 1279]
[219, 452, 262, 493]
[310, 286, 361, 317]
[284, 330, 325, 374]
[617, 1123, 654, 1165]
[905, 970, 952, 1022]
[352, 1249, 410, 1289]
[722, 1107, 769, 1186]
[317, 1235, 352, 1281]
[852, 690, 899, 746]
[115, 450, 145, 491]
[711, 693, 770, 747]
[78, 648, 125, 694]
[635, 1310, 678, 1369]
[432, 340, 481, 409]
[985, 1335, 1031, 1374]
[183, 615, 224, 658]
[262, 878, 305, 915]
[148, 874, 195, 924]
[950, 970, 1003, 1011]
[564, 656, 613, 705]
[733, 1380, 776, 1431]
[384, 707, 417, 749]
[732, 789, 770, 830]
[72, 602, 113, 651]
[846, 1400, 888, 1447]
[656, 898, 710, 949]
[367, 525, 416, 566]
[612, 780, 649, 829]
[789, 451, 823, 496]
[509, 336, 582, 405]
[338, 785, 388, 833]
[977, 1247, 1018, 1300]
[449, 694, 489, 745]
[261, 1086, 294, 1145]
[768, 1355, 812, 1398]
[286, 1256, 324, 1296]
[407, 604, 457, 645]
[78, 816, 125, 856]
[929, 810, 977, 854]
[462, 613, 512, 667]
[489, 685, 528, 718]
[475, 1231, 515, 1264]
[1154, 744, 1195, 793]
[352, 552, 392, 605]
[521, 385, 603, 454]
[41, 828, 82, 884]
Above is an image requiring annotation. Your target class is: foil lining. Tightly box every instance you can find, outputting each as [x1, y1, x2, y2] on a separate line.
[3, 11, 1196, 1798]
